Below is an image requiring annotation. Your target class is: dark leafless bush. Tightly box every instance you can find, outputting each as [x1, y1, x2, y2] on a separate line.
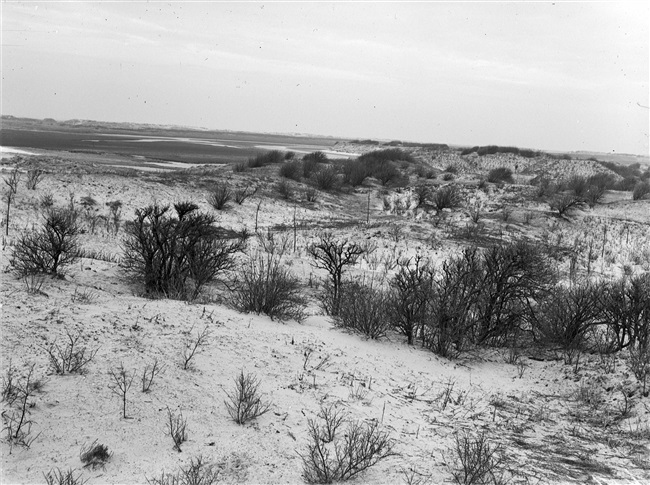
[300, 417, 395, 483]
[1, 364, 41, 450]
[142, 359, 165, 392]
[43, 328, 98, 375]
[276, 179, 293, 200]
[25, 168, 46, 190]
[307, 233, 365, 316]
[233, 186, 257, 205]
[473, 241, 556, 346]
[122, 203, 246, 300]
[629, 345, 650, 397]
[304, 186, 318, 203]
[566, 175, 589, 197]
[106, 200, 122, 235]
[80, 441, 112, 469]
[487, 167, 513, 184]
[279, 160, 303, 181]
[207, 184, 232, 210]
[335, 280, 390, 339]
[313, 166, 339, 191]
[10, 207, 80, 276]
[584, 184, 606, 207]
[451, 430, 507, 485]
[166, 407, 187, 451]
[341, 160, 368, 187]
[388, 256, 434, 345]
[531, 282, 603, 357]
[146, 456, 221, 485]
[3, 167, 20, 235]
[413, 185, 431, 209]
[40, 193, 54, 209]
[421, 249, 482, 358]
[108, 364, 135, 418]
[632, 181, 650, 201]
[224, 370, 272, 424]
[181, 325, 212, 370]
[316, 404, 347, 443]
[43, 468, 88, 485]
[230, 250, 306, 322]
[431, 185, 462, 214]
[549, 193, 585, 218]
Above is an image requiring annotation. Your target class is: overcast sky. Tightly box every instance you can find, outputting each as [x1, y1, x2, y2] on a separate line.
[2, 1, 648, 155]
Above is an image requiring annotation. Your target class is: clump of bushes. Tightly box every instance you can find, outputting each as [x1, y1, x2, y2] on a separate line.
[487, 167, 514, 184]
[122, 202, 246, 300]
[11, 207, 80, 277]
[247, 150, 285, 168]
[334, 280, 390, 339]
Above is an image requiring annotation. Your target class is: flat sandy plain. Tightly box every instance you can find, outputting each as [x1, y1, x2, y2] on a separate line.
[1, 123, 650, 484]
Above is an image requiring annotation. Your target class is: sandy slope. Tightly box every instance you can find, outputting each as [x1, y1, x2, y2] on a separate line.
[1, 154, 650, 484]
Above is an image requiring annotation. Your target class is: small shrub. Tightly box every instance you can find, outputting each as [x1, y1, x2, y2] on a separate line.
[142, 359, 164, 393]
[341, 160, 368, 187]
[632, 181, 650, 200]
[451, 430, 506, 485]
[25, 168, 46, 190]
[303, 151, 328, 164]
[40, 193, 55, 209]
[629, 345, 650, 397]
[108, 363, 134, 419]
[313, 166, 339, 191]
[10, 207, 80, 276]
[230, 250, 306, 322]
[248, 150, 284, 168]
[233, 162, 249, 173]
[1, 364, 41, 450]
[276, 179, 293, 200]
[304, 186, 318, 203]
[224, 371, 272, 424]
[207, 184, 232, 210]
[147, 456, 220, 485]
[431, 185, 462, 214]
[279, 160, 303, 181]
[566, 175, 588, 197]
[487, 167, 513, 184]
[300, 417, 395, 483]
[43, 468, 88, 485]
[80, 441, 112, 469]
[166, 407, 188, 452]
[181, 326, 212, 370]
[549, 193, 585, 217]
[233, 186, 257, 205]
[442, 173, 455, 181]
[334, 281, 390, 339]
[43, 328, 98, 375]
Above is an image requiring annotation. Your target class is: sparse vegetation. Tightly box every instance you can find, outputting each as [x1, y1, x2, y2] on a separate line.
[224, 370, 272, 425]
[43, 328, 98, 375]
[166, 407, 188, 452]
[80, 441, 112, 469]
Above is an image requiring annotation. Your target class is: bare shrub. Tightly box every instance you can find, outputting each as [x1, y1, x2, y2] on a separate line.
[3, 167, 20, 235]
[307, 233, 365, 316]
[181, 325, 212, 370]
[80, 441, 112, 469]
[142, 359, 165, 392]
[431, 185, 462, 214]
[549, 193, 585, 218]
[629, 345, 650, 397]
[146, 456, 221, 485]
[207, 184, 232, 210]
[43, 328, 98, 375]
[230, 248, 306, 322]
[450, 430, 506, 485]
[1, 364, 41, 450]
[279, 160, 303, 181]
[421, 249, 482, 358]
[233, 186, 257, 205]
[304, 186, 318, 203]
[106, 200, 122, 235]
[166, 407, 188, 451]
[413, 185, 432, 209]
[276, 179, 293, 200]
[313, 166, 339, 191]
[224, 370, 272, 424]
[531, 282, 603, 360]
[300, 416, 395, 483]
[25, 168, 46, 190]
[566, 175, 589, 197]
[387, 256, 434, 345]
[122, 203, 246, 300]
[632, 181, 650, 201]
[43, 468, 88, 485]
[487, 167, 513, 184]
[335, 280, 390, 339]
[584, 184, 606, 207]
[341, 160, 368, 187]
[10, 207, 80, 276]
[108, 364, 135, 418]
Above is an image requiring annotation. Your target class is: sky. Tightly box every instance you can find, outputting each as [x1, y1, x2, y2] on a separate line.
[1, 1, 648, 155]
